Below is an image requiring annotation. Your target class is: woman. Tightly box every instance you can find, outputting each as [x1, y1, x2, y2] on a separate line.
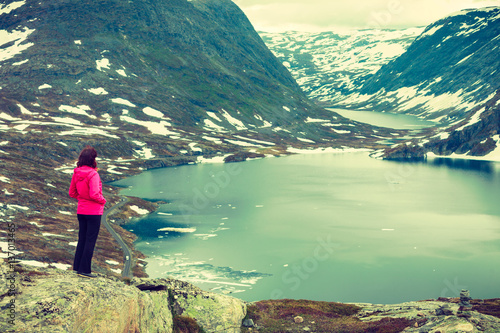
[69, 146, 106, 278]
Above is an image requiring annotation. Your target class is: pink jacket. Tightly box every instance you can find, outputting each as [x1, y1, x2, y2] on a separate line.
[69, 166, 106, 215]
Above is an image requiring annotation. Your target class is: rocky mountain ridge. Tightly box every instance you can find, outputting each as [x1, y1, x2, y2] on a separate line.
[356, 6, 500, 123]
[261, 7, 500, 161]
[262, 7, 500, 124]
[259, 27, 423, 108]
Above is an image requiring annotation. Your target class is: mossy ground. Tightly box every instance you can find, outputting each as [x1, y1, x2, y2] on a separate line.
[242, 299, 412, 333]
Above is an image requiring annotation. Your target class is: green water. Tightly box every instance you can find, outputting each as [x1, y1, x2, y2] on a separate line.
[113, 153, 500, 304]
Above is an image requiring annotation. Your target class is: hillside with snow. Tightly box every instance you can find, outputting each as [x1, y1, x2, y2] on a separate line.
[259, 28, 423, 107]
[261, 7, 500, 161]
[0, 0, 398, 275]
[262, 7, 499, 124]
[356, 6, 500, 123]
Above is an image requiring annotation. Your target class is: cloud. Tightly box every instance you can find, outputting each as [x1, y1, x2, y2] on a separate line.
[233, 0, 499, 31]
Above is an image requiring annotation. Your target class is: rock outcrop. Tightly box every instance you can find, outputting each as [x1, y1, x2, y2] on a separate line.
[3, 261, 246, 332]
[4, 261, 500, 332]
[355, 299, 500, 332]
[243, 298, 500, 332]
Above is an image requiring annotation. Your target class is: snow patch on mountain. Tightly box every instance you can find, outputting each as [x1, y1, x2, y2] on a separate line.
[0, 26, 35, 62]
[261, 7, 499, 124]
[260, 28, 422, 106]
[0, 1, 26, 15]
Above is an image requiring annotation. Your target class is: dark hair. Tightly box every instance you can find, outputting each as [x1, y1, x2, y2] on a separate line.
[77, 146, 98, 168]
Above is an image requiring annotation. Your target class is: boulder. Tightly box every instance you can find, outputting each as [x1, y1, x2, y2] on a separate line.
[170, 285, 246, 333]
[4, 262, 246, 333]
[10, 266, 173, 333]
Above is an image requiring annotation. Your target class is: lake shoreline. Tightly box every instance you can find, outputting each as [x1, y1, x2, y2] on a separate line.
[113, 150, 500, 305]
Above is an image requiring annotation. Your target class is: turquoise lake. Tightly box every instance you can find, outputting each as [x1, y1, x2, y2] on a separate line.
[113, 152, 500, 304]
[329, 108, 438, 129]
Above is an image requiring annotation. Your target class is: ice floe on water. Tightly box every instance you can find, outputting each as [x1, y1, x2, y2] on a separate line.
[145, 253, 271, 295]
[194, 233, 217, 240]
[157, 227, 196, 233]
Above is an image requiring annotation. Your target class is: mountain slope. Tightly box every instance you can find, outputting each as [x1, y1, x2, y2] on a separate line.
[260, 7, 500, 161]
[261, 7, 500, 124]
[259, 28, 423, 107]
[0, 0, 389, 155]
[380, 90, 500, 161]
[0, 0, 394, 275]
[345, 7, 500, 122]
[1, 0, 305, 128]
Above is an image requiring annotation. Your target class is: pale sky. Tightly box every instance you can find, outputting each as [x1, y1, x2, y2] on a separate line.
[233, 0, 500, 31]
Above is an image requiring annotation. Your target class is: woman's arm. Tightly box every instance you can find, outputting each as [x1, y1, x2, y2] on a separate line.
[88, 173, 107, 205]
[69, 173, 78, 199]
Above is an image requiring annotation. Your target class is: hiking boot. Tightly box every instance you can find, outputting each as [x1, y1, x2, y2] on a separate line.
[77, 272, 98, 278]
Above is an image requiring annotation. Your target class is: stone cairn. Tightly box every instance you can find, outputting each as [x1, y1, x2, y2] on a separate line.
[436, 289, 474, 316]
[457, 289, 473, 317]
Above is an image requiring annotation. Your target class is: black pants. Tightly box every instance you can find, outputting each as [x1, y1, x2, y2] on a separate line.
[73, 214, 101, 274]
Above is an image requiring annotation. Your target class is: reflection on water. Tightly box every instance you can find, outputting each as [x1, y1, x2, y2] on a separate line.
[112, 152, 500, 304]
[431, 157, 495, 174]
